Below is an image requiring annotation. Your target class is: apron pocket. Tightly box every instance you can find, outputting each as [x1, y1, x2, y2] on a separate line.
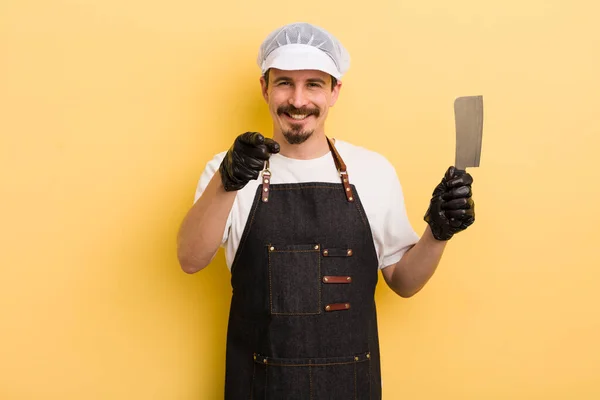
[251, 352, 372, 400]
[268, 243, 321, 315]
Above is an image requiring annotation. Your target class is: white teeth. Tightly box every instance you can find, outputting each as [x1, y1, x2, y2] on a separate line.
[289, 114, 307, 120]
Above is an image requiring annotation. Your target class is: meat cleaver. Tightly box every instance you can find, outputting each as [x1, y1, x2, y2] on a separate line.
[454, 95, 484, 171]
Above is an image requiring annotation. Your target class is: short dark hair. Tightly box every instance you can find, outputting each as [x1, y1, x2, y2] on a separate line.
[263, 69, 338, 90]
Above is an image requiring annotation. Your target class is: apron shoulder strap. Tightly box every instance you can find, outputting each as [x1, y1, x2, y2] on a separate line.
[326, 137, 355, 203]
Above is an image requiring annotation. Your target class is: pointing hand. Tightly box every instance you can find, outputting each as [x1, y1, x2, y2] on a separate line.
[219, 132, 280, 192]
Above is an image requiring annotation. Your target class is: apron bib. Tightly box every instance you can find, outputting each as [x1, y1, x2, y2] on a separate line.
[224, 138, 383, 399]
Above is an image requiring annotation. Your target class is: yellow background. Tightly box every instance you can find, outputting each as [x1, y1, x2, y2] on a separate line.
[2, 0, 599, 398]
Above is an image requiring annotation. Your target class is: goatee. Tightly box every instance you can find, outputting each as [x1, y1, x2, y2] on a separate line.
[283, 128, 314, 145]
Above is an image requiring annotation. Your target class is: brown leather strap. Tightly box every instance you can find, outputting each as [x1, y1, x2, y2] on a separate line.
[326, 137, 347, 172]
[326, 137, 354, 202]
[325, 303, 351, 311]
[261, 159, 271, 203]
[322, 276, 352, 284]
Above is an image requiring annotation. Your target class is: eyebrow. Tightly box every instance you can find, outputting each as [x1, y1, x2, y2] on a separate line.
[272, 76, 327, 85]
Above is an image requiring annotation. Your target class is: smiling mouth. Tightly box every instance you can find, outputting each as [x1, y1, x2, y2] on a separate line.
[284, 112, 313, 121]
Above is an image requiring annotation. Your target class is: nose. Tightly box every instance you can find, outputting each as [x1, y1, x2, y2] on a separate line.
[289, 86, 309, 109]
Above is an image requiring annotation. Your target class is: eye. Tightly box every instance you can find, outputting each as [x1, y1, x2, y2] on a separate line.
[308, 83, 322, 88]
[277, 81, 291, 86]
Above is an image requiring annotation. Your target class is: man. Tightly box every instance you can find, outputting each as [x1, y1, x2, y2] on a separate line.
[177, 22, 474, 399]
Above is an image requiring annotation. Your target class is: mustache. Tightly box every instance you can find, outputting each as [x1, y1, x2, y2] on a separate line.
[277, 105, 320, 118]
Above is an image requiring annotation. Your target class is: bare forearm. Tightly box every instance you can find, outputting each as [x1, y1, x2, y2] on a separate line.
[177, 172, 236, 274]
[384, 226, 448, 297]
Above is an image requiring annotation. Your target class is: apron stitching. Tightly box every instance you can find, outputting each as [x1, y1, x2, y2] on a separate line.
[268, 252, 273, 313]
[254, 360, 368, 367]
[248, 362, 255, 400]
[354, 360, 357, 400]
[317, 255, 322, 313]
[309, 360, 313, 400]
[368, 356, 372, 400]
[269, 250, 319, 253]
[353, 197, 368, 227]
[271, 312, 320, 316]
[264, 364, 268, 400]
[269, 186, 344, 190]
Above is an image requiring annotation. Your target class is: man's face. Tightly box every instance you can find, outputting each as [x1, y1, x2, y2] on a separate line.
[260, 68, 341, 145]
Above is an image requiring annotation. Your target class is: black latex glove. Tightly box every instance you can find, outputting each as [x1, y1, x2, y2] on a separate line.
[219, 132, 280, 192]
[424, 166, 475, 241]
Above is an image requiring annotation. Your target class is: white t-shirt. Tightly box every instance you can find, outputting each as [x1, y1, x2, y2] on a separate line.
[194, 139, 420, 271]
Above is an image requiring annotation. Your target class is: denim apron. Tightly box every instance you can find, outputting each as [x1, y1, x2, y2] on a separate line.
[224, 138, 382, 399]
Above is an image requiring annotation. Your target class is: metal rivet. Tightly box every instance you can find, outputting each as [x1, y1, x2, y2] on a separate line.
[263, 198, 268, 202]
[314, 245, 319, 250]
[325, 305, 331, 311]
[253, 355, 257, 360]
[345, 303, 349, 308]
[323, 250, 328, 256]
[263, 359, 267, 363]
[264, 188, 268, 192]
[354, 356, 359, 361]
[347, 249, 353, 256]
[265, 179, 269, 183]
[346, 277, 351, 281]
[323, 277, 329, 282]
[346, 187, 350, 192]
[349, 197, 353, 201]
[343, 179, 347, 183]
[366, 353, 370, 359]
[269, 246, 275, 251]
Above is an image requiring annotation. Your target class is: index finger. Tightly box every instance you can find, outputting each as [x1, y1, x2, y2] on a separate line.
[263, 138, 280, 154]
[238, 132, 265, 146]
[447, 172, 473, 188]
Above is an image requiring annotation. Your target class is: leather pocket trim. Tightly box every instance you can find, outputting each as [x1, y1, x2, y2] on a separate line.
[325, 303, 351, 312]
[322, 276, 352, 284]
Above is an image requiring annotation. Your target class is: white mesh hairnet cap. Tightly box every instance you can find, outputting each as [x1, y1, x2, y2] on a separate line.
[257, 22, 350, 80]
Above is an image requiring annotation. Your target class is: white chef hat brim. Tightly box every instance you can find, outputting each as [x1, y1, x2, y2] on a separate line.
[261, 44, 342, 80]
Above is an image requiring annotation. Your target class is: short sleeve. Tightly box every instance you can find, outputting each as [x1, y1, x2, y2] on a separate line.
[193, 151, 231, 246]
[379, 168, 420, 269]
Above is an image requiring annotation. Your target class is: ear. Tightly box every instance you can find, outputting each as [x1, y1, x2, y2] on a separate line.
[260, 75, 269, 102]
[329, 80, 343, 107]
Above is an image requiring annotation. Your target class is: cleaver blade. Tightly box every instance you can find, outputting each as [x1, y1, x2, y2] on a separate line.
[454, 95, 484, 171]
